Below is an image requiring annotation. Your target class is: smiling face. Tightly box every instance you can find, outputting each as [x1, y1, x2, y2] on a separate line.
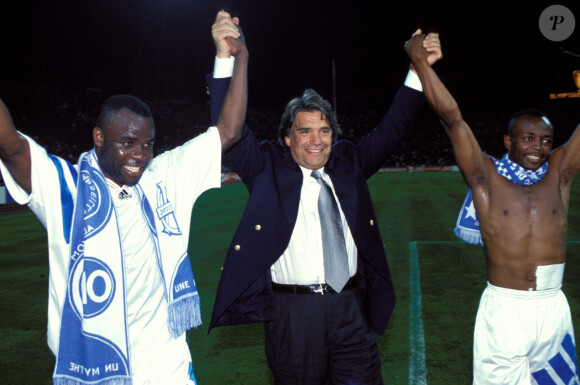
[284, 110, 333, 170]
[504, 115, 553, 171]
[93, 108, 155, 186]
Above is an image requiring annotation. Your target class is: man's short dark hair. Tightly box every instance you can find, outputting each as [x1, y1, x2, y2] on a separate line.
[278, 89, 342, 147]
[507, 109, 552, 137]
[96, 94, 153, 131]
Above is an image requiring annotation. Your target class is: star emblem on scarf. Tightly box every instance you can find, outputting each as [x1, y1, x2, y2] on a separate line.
[464, 200, 477, 220]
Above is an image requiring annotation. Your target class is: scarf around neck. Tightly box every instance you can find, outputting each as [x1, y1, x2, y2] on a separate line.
[454, 153, 548, 246]
[53, 149, 201, 385]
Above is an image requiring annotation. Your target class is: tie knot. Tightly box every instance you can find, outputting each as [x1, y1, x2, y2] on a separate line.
[311, 170, 322, 181]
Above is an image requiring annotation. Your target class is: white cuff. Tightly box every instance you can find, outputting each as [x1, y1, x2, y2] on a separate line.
[213, 56, 235, 78]
[404, 69, 422, 92]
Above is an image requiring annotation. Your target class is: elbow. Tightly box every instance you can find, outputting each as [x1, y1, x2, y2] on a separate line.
[229, 126, 243, 145]
[219, 124, 243, 151]
[439, 107, 462, 130]
[0, 134, 26, 159]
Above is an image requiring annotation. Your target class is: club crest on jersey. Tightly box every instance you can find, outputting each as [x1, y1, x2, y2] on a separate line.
[69, 257, 116, 319]
[155, 182, 181, 236]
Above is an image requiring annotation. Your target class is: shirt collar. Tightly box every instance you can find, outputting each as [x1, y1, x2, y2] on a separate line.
[299, 165, 327, 182]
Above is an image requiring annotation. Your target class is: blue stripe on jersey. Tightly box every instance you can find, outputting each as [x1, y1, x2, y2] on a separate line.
[65, 159, 78, 180]
[549, 352, 575, 384]
[48, 155, 75, 244]
[532, 333, 579, 385]
[563, 333, 579, 372]
[532, 368, 558, 385]
[532, 369, 557, 385]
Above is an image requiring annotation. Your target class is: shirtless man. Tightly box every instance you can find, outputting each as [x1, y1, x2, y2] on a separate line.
[406, 32, 580, 384]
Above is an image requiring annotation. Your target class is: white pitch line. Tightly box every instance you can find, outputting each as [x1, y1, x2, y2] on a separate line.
[409, 241, 427, 385]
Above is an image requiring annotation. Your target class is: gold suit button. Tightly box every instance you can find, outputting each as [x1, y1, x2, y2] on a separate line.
[255, 224, 262, 231]
[370, 219, 375, 226]
[234, 245, 241, 251]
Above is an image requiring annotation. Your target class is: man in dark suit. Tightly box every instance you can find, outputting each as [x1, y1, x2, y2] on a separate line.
[208, 12, 442, 385]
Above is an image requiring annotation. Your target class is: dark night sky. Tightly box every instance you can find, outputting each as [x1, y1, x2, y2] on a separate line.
[1, 0, 579, 115]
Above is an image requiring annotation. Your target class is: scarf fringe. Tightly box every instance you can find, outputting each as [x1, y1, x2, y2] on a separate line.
[54, 377, 132, 385]
[168, 294, 202, 338]
[453, 226, 483, 246]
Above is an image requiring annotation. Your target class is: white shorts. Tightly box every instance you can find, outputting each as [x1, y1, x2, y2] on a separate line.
[473, 282, 579, 385]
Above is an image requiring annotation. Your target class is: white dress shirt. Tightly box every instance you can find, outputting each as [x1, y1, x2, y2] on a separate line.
[270, 166, 358, 284]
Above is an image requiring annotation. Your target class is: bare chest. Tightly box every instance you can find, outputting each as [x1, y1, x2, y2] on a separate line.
[479, 172, 567, 240]
[491, 181, 561, 217]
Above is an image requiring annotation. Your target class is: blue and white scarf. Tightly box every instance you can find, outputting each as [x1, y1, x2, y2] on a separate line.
[53, 150, 201, 385]
[454, 153, 548, 246]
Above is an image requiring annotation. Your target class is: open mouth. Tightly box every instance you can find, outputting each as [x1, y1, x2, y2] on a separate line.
[525, 154, 544, 162]
[124, 165, 142, 174]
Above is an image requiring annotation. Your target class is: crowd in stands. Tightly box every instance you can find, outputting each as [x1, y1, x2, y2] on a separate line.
[0, 79, 576, 187]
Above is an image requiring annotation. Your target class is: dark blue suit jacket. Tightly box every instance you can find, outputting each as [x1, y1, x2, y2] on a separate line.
[207, 74, 424, 335]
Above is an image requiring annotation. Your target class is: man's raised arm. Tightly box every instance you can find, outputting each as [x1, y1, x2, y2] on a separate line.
[0, 100, 31, 193]
[558, 123, 580, 178]
[213, 11, 247, 152]
[405, 31, 487, 185]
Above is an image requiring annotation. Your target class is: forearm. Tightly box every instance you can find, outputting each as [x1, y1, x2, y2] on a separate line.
[0, 100, 25, 158]
[413, 56, 487, 184]
[217, 50, 248, 151]
[0, 99, 32, 193]
[358, 84, 424, 177]
[560, 123, 580, 175]
[412, 58, 462, 132]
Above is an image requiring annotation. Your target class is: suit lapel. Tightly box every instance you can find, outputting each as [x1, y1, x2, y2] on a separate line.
[274, 151, 303, 230]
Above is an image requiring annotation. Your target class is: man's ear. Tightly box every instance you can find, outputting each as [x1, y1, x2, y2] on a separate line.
[503, 135, 512, 151]
[284, 135, 291, 147]
[93, 127, 104, 148]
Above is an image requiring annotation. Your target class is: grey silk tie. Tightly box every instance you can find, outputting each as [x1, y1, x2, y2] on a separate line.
[311, 170, 350, 292]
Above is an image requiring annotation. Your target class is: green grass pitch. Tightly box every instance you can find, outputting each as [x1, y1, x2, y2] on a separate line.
[1, 171, 579, 384]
